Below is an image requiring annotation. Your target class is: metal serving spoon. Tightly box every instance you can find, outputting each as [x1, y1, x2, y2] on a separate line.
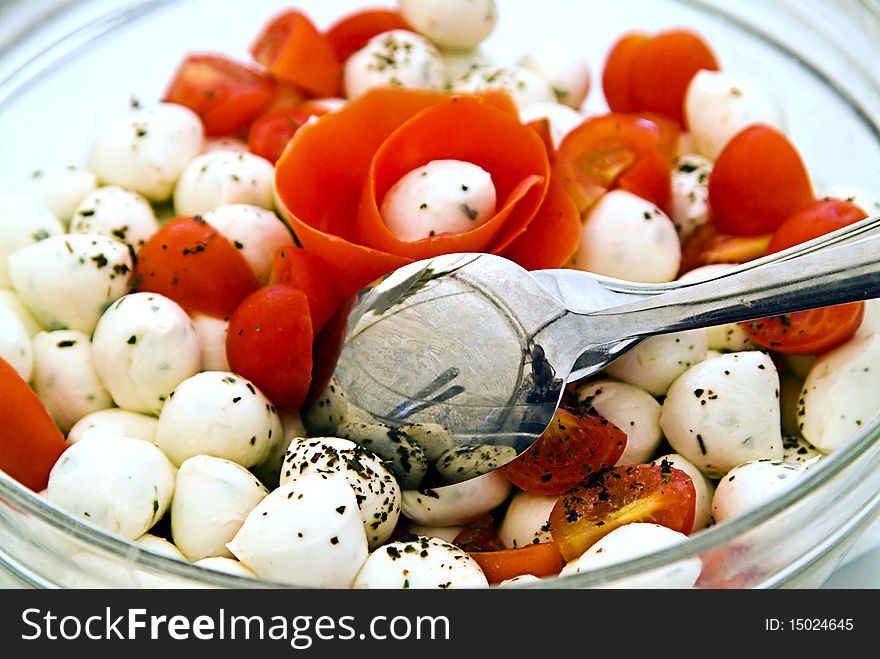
[302, 214, 880, 487]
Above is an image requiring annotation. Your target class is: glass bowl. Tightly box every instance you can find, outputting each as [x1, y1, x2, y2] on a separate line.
[0, 0, 879, 589]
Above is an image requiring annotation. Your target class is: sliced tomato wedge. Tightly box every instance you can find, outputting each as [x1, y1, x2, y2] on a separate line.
[0, 358, 67, 491]
[679, 222, 772, 275]
[468, 542, 566, 585]
[163, 53, 277, 136]
[269, 245, 346, 334]
[549, 462, 696, 561]
[325, 8, 411, 63]
[500, 408, 627, 495]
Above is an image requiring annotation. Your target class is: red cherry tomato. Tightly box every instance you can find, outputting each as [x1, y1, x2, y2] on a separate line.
[134, 216, 259, 318]
[679, 222, 772, 274]
[226, 283, 314, 410]
[0, 357, 67, 491]
[549, 462, 696, 561]
[452, 515, 506, 552]
[325, 8, 411, 64]
[269, 245, 346, 334]
[468, 543, 566, 585]
[163, 54, 277, 136]
[603, 30, 719, 127]
[708, 124, 814, 236]
[251, 10, 341, 97]
[247, 107, 317, 165]
[766, 198, 867, 254]
[499, 408, 627, 496]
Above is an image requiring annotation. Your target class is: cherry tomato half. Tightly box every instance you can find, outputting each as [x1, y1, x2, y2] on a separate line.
[325, 8, 411, 64]
[269, 245, 346, 335]
[247, 107, 317, 165]
[468, 543, 566, 585]
[678, 222, 772, 275]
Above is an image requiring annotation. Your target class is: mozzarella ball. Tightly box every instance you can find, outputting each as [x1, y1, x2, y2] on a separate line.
[452, 65, 556, 108]
[344, 30, 445, 99]
[575, 379, 663, 465]
[498, 574, 542, 587]
[70, 186, 159, 251]
[92, 292, 201, 416]
[0, 194, 65, 287]
[398, 422, 456, 462]
[574, 190, 681, 283]
[194, 556, 256, 577]
[684, 70, 786, 160]
[782, 434, 823, 469]
[650, 453, 715, 531]
[302, 376, 349, 435]
[440, 46, 494, 81]
[21, 165, 98, 223]
[0, 288, 42, 337]
[31, 330, 113, 432]
[252, 410, 306, 489]
[173, 150, 274, 216]
[0, 305, 32, 381]
[190, 312, 229, 372]
[135, 533, 188, 562]
[604, 329, 709, 396]
[47, 436, 176, 539]
[202, 137, 248, 153]
[401, 470, 511, 527]
[660, 351, 783, 477]
[559, 523, 701, 589]
[518, 47, 591, 109]
[155, 371, 282, 467]
[819, 184, 880, 217]
[381, 160, 497, 242]
[7, 234, 132, 334]
[66, 408, 158, 445]
[171, 455, 269, 561]
[398, 0, 497, 50]
[519, 102, 585, 149]
[405, 524, 464, 543]
[280, 437, 401, 549]
[670, 154, 712, 240]
[712, 459, 805, 524]
[227, 474, 368, 587]
[202, 204, 294, 283]
[434, 444, 518, 483]
[798, 333, 880, 452]
[857, 298, 880, 338]
[353, 535, 488, 589]
[498, 490, 556, 549]
[677, 265, 753, 351]
[88, 102, 203, 202]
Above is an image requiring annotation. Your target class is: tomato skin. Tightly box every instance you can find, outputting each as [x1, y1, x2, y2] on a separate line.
[766, 198, 867, 255]
[469, 542, 566, 584]
[679, 222, 772, 274]
[226, 283, 314, 410]
[602, 33, 649, 113]
[500, 408, 627, 496]
[268, 245, 346, 334]
[251, 10, 341, 97]
[134, 216, 260, 318]
[163, 54, 277, 136]
[325, 8, 411, 64]
[247, 107, 316, 165]
[708, 124, 814, 236]
[452, 514, 506, 552]
[549, 463, 696, 561]
[0, 358, 67, 491]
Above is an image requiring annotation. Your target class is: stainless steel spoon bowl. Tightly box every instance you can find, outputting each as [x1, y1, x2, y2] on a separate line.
[303, 214, 880, 487]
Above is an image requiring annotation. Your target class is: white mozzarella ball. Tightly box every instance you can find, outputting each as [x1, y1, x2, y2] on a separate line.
[0, 194, 65, 287]
[194, 556, 256, 577]
[604, 329, 709, 396]
[21, 165, 98, 223]
[575, 379, 663, 465]
[227, 474, 368, 587]
[399, 422, 456, 462]
[7, 234, 132, 334]
[88, 102, 203, 202]
[518, 102, 585, 148]
[401, 470, 511, 527]
[660, 351, 783, 477]
[202, 204, 294, 283]
[398, 0, 497, 50]
[201, 137, 248, 153]
[405, 524, 464, 543]
[650, 453, 715, 531]
[155, 371, 282, 467]
[0, 288, 43, 337]
[0, 306, 32, 381]
[31, 330, 113, 432]
[819, 184, 880, 217]
[47, 436, 176, 539]
[797, 333, 880, 452]
[135, 533, 188, 562]
[171, 455, 269, 561]
[381, 160, 496, 242]
[712, 459, 805, 524]
[498, 490, 556, 549]
[670, 154, 712, 240]
[434, 444, 518, 483]
[560, 523, 701, 589]
[353, 535, 488, 589]
[343, 30, 445, 99]
[574, 190, 681, 283]
[173, 150, 275, 216]
[677, 265, 753, 352]
[518, 47, 591, 109]
[92, 292, 201, 416]
[66, 408, 158, 445]
[280, 437, 401, 549]
[252, 409, 306, 489]
[452, 65, 556, 109]
[440, 46, 494, 81]
[782, 435, 823, 469]
[190, 312, 229, 372]
[70, 186, 159, 251]
[856, 298, 880, 339]
[498, 574, 542, 587]
[684, 70, 786, 160]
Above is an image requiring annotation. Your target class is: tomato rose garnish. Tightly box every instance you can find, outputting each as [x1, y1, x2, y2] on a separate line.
[274, 87, 581, 297]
